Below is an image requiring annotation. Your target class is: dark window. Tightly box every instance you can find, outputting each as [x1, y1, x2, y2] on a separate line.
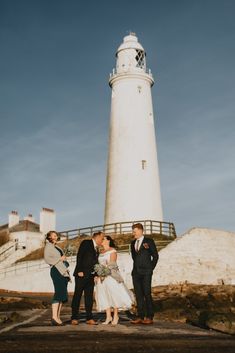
[141, 160, 147, 170]
[135, 50, 145, 68]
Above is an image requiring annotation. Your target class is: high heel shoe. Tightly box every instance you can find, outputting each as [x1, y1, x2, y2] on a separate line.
[51, 318, 64, 326]
[111, 316, 119, 326]
[102, 317, 112, 325]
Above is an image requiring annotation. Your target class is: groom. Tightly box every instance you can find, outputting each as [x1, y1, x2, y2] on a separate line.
[130, 223, 159, 324]
[71, 231, 104, 325]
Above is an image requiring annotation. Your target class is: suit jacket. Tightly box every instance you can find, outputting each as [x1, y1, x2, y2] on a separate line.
[131, 237, 159, 276]
[44, 242, 70, 277]
[73, 239, 99, 277]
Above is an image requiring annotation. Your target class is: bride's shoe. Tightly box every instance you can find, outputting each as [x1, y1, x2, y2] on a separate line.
[102, 317, 112, 325]
[111, 316, 119, 326]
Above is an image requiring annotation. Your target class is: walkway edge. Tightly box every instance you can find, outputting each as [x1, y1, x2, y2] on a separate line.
[0, 309, 47, 334]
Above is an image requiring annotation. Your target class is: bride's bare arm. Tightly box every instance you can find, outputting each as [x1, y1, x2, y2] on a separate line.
[110, 251, 117, 262]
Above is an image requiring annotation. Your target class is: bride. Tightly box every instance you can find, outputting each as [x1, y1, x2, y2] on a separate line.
[95, 235, 134, 325]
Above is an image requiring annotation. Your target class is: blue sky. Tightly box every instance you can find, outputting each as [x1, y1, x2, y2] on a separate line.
[0, 0, 234, 235]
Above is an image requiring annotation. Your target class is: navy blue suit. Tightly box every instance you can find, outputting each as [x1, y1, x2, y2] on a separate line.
[131, 237, 159, 319]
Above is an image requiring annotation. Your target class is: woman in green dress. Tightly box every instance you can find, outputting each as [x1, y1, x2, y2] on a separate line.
[44, 231, 71, 326]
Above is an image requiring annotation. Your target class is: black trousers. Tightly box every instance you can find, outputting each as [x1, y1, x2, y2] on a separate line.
[132, 272, 154, 320]
[71, 276, 94, 320]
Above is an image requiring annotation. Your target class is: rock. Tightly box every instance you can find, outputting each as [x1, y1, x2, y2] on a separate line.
[9, 311, 22, 322]
[206, 313, 235, 335]
[0, 314, 8, 324]
[0, 297, 49, 310]
[152, 284, 235, 335]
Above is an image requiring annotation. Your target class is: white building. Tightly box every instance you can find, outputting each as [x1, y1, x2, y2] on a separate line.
[105, 33, 163, 224]
[0, 208, 56, 266]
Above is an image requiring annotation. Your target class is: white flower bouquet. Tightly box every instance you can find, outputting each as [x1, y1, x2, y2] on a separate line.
[94, 263, 111, 281]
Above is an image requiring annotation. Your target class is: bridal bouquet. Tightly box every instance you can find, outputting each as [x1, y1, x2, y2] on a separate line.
[94, 263, 111, 280]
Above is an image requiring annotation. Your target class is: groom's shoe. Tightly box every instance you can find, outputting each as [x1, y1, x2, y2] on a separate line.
[86, 319, 98, 325]
[142, 318, 153, 325]
[71, 319, 79, 325]
[130, 318, 143, 324]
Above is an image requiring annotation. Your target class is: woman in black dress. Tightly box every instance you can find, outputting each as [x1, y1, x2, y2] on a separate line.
[44, 231, 70, 326]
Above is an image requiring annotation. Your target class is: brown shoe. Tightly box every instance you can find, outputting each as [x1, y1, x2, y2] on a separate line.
[130, 318, 143, 324]
[86, 319, 98, 325]
[71, 319, 79, 325]
[142, 318, 153, 325]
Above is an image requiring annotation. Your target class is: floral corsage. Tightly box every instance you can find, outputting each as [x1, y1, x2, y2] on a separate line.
[143, 243, 150, 249]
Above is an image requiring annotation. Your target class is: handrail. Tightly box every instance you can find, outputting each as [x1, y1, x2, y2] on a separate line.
[59, 220, 176, 240]
[109, 67, 153, 79]
[0, 244, 16, 262]
[0, 245, 14, 257]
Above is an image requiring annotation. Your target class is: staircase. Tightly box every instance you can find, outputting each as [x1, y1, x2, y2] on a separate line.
[0, 240, 31, 268]
[0, 241, 16, 264]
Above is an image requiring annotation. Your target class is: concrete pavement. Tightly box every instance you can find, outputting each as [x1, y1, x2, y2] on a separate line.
[1, 306, 235, 353]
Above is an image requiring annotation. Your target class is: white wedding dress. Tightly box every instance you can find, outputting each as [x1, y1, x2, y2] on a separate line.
[95, 249, 134, 311]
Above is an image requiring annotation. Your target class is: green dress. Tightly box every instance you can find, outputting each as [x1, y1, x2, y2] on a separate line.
[50, 246, 69, 303]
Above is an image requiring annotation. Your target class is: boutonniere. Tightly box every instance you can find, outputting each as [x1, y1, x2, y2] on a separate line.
[143, 243, 149, 249]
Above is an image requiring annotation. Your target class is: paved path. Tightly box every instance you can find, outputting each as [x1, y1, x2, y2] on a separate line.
[1, 307, 235, 353]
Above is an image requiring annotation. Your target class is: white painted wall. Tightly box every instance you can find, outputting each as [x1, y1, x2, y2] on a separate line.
[0, 255, 133, 293]
[1, 228, 234, 292]
[10, 231, 44, 253]
[105, 34, 163, 224]
[155, 227, 235, 285]
[40, 208, 56, 235]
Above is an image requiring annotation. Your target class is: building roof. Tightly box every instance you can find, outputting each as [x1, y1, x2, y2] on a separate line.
[0, 223, 8, 232]
[9, 220, 40, 233]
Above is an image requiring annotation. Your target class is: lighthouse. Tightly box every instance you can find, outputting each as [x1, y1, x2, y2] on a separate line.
[104, 33, 163, 224]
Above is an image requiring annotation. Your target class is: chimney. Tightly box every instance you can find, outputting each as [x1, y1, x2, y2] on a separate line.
[40, 208, 56, 235]
[24, 214, 35, 223]
[8, 211, 20, 228]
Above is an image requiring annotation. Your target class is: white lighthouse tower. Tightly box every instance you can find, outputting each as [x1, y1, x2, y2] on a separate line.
[105, 33, 163, 224]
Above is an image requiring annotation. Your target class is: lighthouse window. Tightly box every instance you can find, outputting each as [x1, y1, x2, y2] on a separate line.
[141, 160, 147, 170]
[135, 50, 145, 68]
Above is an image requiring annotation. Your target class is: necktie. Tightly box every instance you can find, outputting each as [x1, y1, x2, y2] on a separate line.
[135, 240, 140, 252]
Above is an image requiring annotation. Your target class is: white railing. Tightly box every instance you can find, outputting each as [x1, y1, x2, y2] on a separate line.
[109, 67, 153, 79]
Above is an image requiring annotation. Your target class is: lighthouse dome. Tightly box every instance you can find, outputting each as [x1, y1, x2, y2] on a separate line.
[117, 33, 144, 53]
[115, 33, 147, 74]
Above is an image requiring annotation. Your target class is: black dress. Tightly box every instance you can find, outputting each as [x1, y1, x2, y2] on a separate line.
[50, 246, 69, 304]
